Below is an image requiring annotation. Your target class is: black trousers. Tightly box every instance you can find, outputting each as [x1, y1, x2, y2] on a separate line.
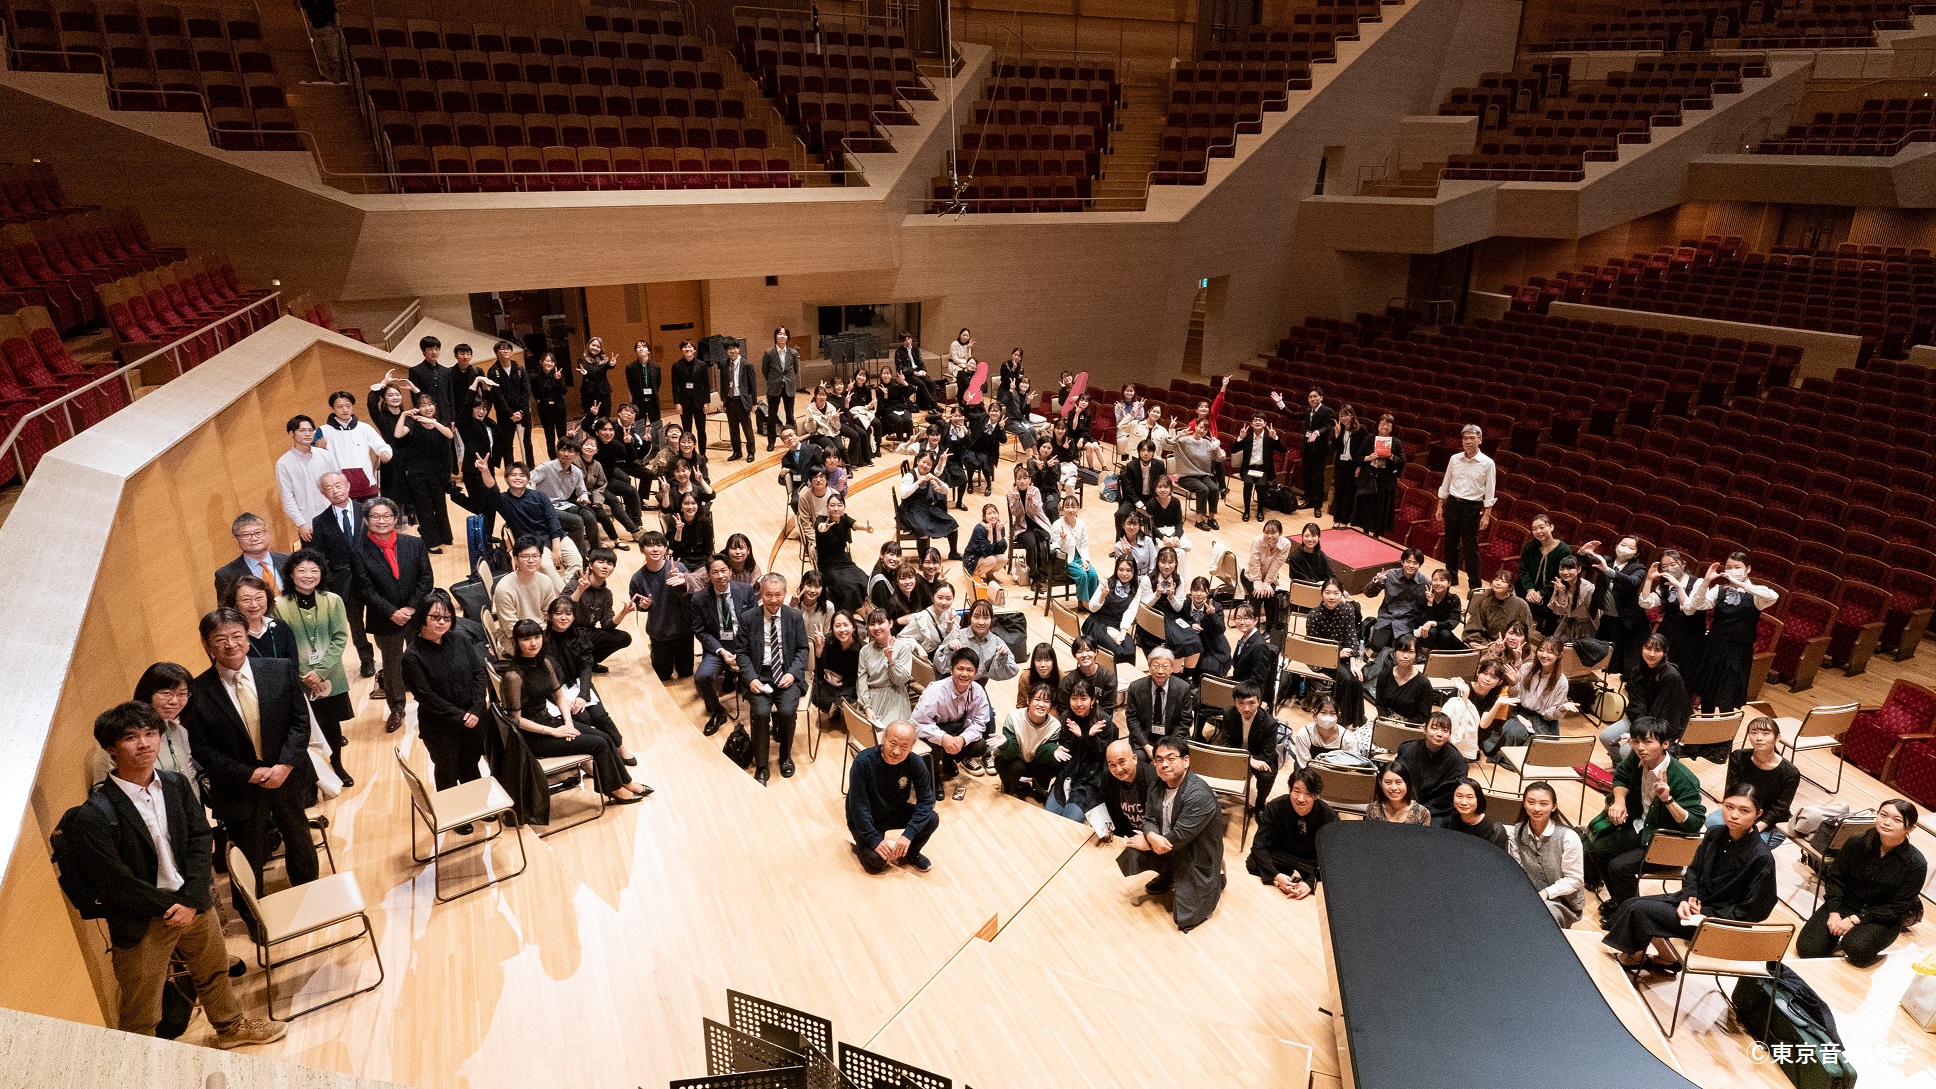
[1585, 821, 1648, 909]
[229, 784, 320, 893]
[748, 682, 802, 768]
[401, 470, 453, 548]
[586, 626, 633, 664]
[460, 468, 497, 539]
[605, 469, 643, 529]
[492, 417, 532, 468]
[419, 719, 487, 790]
[1602, 892, 1687, 953]
[536, 403, 567, 459]
[724, 400, 755, 458]
[1301, 445, 1326, 510]
[680, 404, 708, 454]
[650, 636, 694, 681]
[1797, 907, 1901, 967]
[1442, 496, 1484, 587]
[373, 630, 409, 712]
[994, 753, 1058, 798]
[1246, 849, 1319, 887]
[764, 391, 794, 441]
[1331, 461, 1358, 524]
[335, 581, 373, 666]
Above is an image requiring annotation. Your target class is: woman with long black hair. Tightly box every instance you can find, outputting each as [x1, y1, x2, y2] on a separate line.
[503, 619, 650, 803]
[530, 351, 571, 458]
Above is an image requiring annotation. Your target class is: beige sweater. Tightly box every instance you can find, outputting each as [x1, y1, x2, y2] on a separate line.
[492, 569, 564, 642]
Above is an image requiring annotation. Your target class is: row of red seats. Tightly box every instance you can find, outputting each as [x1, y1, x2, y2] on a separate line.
[3, 210, 184, 334]
[0, 302, 127, 483]
[357, 77, 748, 121]
[0, 161, 82, 223]
[341, 8, 687, 54]
[391, 145, 800, 193]
[377, 112, 772, 155]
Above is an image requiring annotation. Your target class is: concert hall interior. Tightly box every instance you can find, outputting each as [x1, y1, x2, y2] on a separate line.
[1, 0, 1935, 1086]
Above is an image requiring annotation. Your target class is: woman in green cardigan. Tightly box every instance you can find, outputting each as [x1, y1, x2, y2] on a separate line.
[1515, 512, 1572, 637]
[279, 548, 354, 787]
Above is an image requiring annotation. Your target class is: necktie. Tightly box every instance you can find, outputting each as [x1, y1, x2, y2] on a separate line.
[1154, 683, 1165, 729]
[339, 507, 351, 538]
[229, 671, 262, 757]
[767, 614, 781, 674]
[719, 594, 731, 637]
[258, 558, 280, 594]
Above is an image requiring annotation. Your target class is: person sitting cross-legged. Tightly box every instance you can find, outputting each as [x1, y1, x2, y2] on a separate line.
[1246, 767, 1338, 900]
[846, 721, 938, 874]
[1796, 798, 1927, 968]
[1602, 785, 1777, 972]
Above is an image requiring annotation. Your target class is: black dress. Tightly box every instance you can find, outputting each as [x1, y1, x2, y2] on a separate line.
[1654, 573, 1708, 685]
[1083, 578, 1142, 664]
[815, 514, 870, 613]
[668, 514, 714, 568]
[1048, 710, 1119, 814]
[1352, 434, 1404, 538]
[1306, 600, 1368, 726]
[813, 636, 861, 712]
[1370, 667, 1437, 724]
[579, 354, 614, 415]
[1695, 585, 1760, 714]
[504, 656, 629, 794]
[393, 416, 454, 548]
[1286, 544, 1331, 584]
[543, 628, 628, 749]
[897, 476, 958, 539]
[530, 368, 570, 457]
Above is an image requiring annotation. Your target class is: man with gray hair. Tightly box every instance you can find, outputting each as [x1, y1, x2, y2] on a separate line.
[1125, 646, 1195, 757]
[1435, 424, 1497, 592]
[735, 572, 810, 783]
[214, 513, 290, 602]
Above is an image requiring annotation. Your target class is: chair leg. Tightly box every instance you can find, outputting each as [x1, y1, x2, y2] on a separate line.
[1666, 969, 1690, 1037]
[805, 702, 820, 761]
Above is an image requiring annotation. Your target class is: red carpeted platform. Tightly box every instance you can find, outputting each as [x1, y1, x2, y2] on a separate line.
[1320, 528, 1403, 595]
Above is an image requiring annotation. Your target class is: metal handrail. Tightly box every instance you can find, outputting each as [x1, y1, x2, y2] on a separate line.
[378, 297, 423, 351]
[0, 292, 281, 482]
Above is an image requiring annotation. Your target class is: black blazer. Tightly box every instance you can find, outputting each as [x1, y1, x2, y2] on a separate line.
[690, 580, 758, 657]
[893, 345, 925, 377]
[1303, 404, 1337, 458]
[1118, 456, 1168, 508]
[717, 356, 758, 411]
[625, 359, 660, 406]
[1234, 430, 1282, 479]
[183, 657, 315, 821]
[734, 603, 811, 688]
[1124, 675, 1197, 752]
[1231, 628, 1278, 704]
[215, 551, 290, 604]
[60, 771, 214, 947]
[671, 356, 711, 412]
[309, 502, 365, 596]
[489, 361, 530, 417]
[1209, 704, 1281, 770]
[349, 531, 434, 636]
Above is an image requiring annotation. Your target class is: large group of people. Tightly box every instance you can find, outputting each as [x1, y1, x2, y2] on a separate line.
[59, 331, 1929, 1052]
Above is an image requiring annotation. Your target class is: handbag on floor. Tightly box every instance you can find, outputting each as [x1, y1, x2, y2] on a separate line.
[1730, 965, 1856, 1089]
[722, 721, 753, 769]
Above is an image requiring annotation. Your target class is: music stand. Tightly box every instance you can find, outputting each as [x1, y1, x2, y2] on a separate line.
[838, 1042, 951, 1089]
[670, 1069, 808, 1089]
[726, 991, 835, 1060]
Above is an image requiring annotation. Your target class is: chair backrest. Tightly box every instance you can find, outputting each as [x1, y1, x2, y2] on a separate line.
[1321, 765, 1379, 808]
[1558, 642, 1598, 679]
[1679, 709, 1743, 749]
[224, 843, 263, 924]
[1796, 701, 1860, 739]
[1283, 633, 1341, 670]
[394, 747, 436, 820]
[1371, 717, 1425, 753]
[1425, 647, 1480, 680]
[1828, 812, 1877, 851]
[1287, 579, 1325, 611]
[1643, 829, 1702, 869]
[1135, 601, 1167, 640]
[476, 558, 495, 596]
[1686, 918, 1795, 964]
[1211, 548, 1239, 588]
[841, 698, 879, 749]
[910, 652, 936, 691]
[1198, 675, 1237, 712]
[1522, 733, 1596, 772]
[1484, 789, 1523, 826]
[1185, 740, 1250, 795]
[1049, 600, 1081, 642]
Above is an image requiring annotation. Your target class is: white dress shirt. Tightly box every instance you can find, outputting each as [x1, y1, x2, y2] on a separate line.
[109, 771, 184, 892]
[276, 444, 343, 528]
[1437, 450, 1497, 506]
[219, 659, 261, 757]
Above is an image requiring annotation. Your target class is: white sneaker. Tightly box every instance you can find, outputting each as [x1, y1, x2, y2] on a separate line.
[210, 1016, 287, 1049]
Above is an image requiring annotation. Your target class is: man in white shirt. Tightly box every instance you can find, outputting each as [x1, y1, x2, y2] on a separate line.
[317, 390, 390, 499]
[60, 702, 285, 1047]
[275, 415, 341, 542]
[1434, 424, 1497, 591]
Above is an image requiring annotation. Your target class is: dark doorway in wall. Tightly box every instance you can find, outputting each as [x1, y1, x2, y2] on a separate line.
[1775, 205, 1855, 253]
[1405, 245, 1475, 325]
[473, 288, 584, 365]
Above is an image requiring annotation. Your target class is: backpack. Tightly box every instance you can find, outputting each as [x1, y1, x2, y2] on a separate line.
[1730, 964, 1856, 1089]
[50, 786, 118, 919]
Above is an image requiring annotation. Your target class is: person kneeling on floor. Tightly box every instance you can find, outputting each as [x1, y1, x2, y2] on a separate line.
[846, 721, 938, 874]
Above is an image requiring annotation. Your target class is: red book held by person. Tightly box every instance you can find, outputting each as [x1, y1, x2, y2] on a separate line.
[1374, 436, 1392, 459]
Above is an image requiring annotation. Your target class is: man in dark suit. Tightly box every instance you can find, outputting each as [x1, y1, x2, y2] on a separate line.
[761, 326, 799, 449]
[1125, 647, 1197, 757]
[347, 497, 434, 732]
[182, 608, 319, 894]
[717, 341, 758, 463]
[735, 572, 812, 783]
[1115, 439, 1168, 536]
[310, 471, 374, 677]
[487, 339, 533, 467]
[214, 512, 289, 604]
[60, 701, 284, 1046]
[1276, 387, 1335, 514]
[892, 332, 941, 410]
[689, 552, 757, 735]
[1229, 606, 1278, 707]
[408, 335, 457, 433]
[1198, 680, 1283, 804]
[670, 338, 711, 455]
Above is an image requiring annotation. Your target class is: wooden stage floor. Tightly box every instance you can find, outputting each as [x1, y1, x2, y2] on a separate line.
[201, 436, 1935, 1089]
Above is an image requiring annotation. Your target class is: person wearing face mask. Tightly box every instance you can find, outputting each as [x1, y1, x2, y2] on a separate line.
[1640, 549, 1706, 682]
[1578, 536, 1650, 677]
[1286, 695, 1371, 768]
[1688, 552, 1779, 715]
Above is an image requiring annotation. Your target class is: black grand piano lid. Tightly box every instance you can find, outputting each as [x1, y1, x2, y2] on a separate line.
[1319, 820, 1700, 1089]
